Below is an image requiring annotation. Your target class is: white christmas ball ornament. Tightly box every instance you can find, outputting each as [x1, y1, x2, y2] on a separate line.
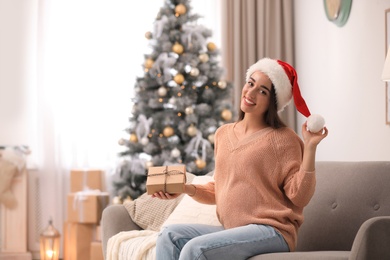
[171, 148, 181, 158]
[158, 86, 168, 96]
[185, 106, 194, 115]
[307, 114, 325, 133]
[140, 137, 149, 145]
[118, 138, 126, 145]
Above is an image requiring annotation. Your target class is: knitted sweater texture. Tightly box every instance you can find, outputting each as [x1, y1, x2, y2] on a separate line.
[192, 123, 316, 251]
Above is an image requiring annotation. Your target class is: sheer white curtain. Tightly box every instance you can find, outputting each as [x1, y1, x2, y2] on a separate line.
[37, 0, 221, 252]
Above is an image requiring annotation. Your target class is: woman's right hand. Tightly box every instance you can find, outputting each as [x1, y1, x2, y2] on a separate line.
[151, 191, 181, 200]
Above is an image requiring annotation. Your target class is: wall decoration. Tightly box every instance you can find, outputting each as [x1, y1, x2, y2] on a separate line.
[385, 9, 390, 124]
[324, 0, 352, 27]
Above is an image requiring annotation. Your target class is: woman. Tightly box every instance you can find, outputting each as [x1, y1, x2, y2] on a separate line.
[152, 58, 329, 259]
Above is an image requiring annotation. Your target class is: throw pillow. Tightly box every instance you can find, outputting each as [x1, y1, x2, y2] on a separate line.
[123, 172, 195, 231]
[161, 175, 221, 229]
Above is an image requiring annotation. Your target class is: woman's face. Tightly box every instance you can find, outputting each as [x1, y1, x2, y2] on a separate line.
[240, 71, 273, 119]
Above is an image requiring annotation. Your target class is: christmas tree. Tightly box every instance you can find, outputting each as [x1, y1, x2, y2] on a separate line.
[113, 0, 234, 201]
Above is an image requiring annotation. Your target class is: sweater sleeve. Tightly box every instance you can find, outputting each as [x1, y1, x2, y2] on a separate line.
[284, 168, 316, 207]
[276, 128, 316, 208]
[191, 181, 216, 205]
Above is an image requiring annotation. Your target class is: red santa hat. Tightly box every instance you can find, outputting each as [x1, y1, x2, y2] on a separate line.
[246, 58, 325, 133]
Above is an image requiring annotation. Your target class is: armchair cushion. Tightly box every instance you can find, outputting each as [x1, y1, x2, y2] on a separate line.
[123, 172, 195, 231]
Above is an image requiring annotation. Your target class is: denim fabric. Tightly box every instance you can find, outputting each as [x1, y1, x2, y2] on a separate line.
[156, 223, 289, 260]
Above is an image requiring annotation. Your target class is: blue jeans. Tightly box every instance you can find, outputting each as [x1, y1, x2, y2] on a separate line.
[155, 224, 289, 260]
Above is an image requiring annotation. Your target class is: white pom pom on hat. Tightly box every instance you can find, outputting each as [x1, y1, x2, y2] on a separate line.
[246, 58, 325, 133]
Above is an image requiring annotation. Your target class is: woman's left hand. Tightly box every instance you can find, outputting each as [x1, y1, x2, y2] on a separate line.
[302, 122, 328, 147]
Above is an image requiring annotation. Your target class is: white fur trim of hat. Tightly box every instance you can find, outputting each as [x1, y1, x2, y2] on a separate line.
[246, 58, 292, 112]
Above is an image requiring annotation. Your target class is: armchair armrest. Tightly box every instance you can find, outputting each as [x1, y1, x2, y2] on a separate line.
[101, 205, 142, 259]
[350, 216, 390, 260]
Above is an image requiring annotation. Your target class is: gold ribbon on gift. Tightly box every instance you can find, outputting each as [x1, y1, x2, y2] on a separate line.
[147, 166, 185, 193]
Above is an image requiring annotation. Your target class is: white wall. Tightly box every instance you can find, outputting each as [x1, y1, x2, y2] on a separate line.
[0, 0, 38, 148]
[1, 2, 389, 161]
[295, 0, 390, 161]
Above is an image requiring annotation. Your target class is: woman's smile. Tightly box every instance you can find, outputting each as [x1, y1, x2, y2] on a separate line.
[243, 96, 256, 106]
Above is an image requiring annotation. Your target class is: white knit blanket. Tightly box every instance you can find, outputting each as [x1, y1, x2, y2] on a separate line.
[106, 230, 158, 260]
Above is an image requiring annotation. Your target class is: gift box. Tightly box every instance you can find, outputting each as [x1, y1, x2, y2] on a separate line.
[93, 225, 102, 241]
[90, 241, 104, 260]
[63, 222, 94, 260]
[146, 165, 186, 195]
[70, 169, 104, 192]
[67, 192, 110, 224]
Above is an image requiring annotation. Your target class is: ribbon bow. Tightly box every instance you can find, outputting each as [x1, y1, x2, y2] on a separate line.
[181, 24, 210, 51]
[185, 132, 211, 162]
[149, 53, 177, 84]
[136, 115, 153, 142]
[154, 15, 169, 38]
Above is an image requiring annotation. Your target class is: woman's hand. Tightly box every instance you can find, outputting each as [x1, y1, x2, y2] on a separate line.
[302, 122, 328, 148]
[151, 184, 196, 199]
[151, 191, 181, 200]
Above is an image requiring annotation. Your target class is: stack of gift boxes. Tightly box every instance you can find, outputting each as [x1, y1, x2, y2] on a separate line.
[63, 169, 110, 260]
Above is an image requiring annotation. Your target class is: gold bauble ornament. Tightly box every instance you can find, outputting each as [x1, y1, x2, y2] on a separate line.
[207, 42, 217, 52]
[123, 196, 133, 204]
[163, 126, 175, 137]
[130, 133, 138, 143]
[198, 53, 209, 63]
[187, 125, 198, 136]
[190, 68, 200, 77]
[174, 73, 185, 84]
[145, 161, 154, 168]
[145, 31, 152, 39]
[221, 109, 233, 121]
[175, 4, 187, 15]
[144, 58, 154, 69]
[185, 106, 194, 115]
[172, 42, 184, 54]
[112, 196, 122, 205]
[218, 80, 227, 89]
[195, 159, 207, 169]
[208, 133, 215, 144]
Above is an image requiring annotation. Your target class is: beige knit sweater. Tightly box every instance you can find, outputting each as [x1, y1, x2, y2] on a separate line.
[191, 123, 316, 251]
